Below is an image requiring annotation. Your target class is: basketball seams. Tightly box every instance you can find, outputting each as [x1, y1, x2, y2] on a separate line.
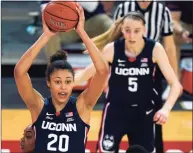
[54, 2, 79, 17]
[45, 15, 77, 31]
[44, 2, 78, 32]
[48, 25, 76, 32]
[44, 10, 78, 21]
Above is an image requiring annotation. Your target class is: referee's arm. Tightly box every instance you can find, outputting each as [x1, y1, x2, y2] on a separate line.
[162, 7, 178, 78]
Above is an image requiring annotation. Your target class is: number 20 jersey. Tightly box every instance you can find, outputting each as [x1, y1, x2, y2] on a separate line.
[33, 96, 90, 153]
[106, 37, 156, 108]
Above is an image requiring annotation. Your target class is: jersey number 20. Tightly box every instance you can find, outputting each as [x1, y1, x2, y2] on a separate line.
[47, 133, 69, 152]
[128, 77, 138, 92]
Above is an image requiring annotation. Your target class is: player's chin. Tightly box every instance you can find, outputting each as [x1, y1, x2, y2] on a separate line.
[57, 95, 70, 103]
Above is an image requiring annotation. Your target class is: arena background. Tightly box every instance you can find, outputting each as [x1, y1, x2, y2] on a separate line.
[1, 1, 192, 153]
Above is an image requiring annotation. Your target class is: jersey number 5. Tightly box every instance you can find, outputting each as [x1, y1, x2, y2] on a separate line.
[128, 77, 138, 92]
[47, 133, 69, 152]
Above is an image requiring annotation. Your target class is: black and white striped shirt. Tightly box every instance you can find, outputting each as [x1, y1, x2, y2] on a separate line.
[114, 1, 173, 41]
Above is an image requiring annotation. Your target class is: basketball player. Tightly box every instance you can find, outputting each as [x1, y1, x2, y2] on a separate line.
[20, 125, 35, 153]
[14, 3, 109, 153]
[75, 12, 182, 152]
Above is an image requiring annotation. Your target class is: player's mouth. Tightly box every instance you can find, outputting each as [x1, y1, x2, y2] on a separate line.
[129, 40, 136, 44]
[58, 92, 67, 98]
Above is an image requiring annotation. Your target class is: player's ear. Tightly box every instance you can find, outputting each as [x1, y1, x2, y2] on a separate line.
[121, 25, 124, 34]
[46, 78, 50, 88]
[143, 26, 146, 36]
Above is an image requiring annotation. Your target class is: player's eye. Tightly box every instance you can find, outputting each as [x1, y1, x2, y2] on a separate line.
[55, 80, 61, 84]
[125, 29, 130, 33]
[65, 80, 72, 84]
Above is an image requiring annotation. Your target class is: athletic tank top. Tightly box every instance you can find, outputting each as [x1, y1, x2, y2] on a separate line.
[107, 37, 156, 108]
[33, 96, 90, 153]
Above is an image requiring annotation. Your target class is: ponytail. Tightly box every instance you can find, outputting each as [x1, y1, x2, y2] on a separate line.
[92, 17, 124, 51]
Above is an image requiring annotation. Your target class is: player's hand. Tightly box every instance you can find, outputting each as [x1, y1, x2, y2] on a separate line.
[153, 108, 170, 125]
[42, 12, 57, 37]
[181, 30, 192, 43]
[75, 2, 85, 33]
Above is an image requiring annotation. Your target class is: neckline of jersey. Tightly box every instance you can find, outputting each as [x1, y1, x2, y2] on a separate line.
[124, 37, 147, 61]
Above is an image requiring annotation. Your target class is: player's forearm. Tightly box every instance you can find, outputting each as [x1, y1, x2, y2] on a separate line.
[74, 64, 96, 86]
[14, 33, 50, 76]
[162, 81, 182, 111]
[78, 30, 109, 75]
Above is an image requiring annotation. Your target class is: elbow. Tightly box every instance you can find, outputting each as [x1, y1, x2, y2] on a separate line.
[178, 83, 183, 95]
[169, 80, 183, 96]
[14, 64, 24, 77]
[98, 64, 109, 77]
[172, 81, 183, 96]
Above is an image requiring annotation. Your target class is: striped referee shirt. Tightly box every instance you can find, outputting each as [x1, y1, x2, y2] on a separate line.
[114, 1, 173, 41]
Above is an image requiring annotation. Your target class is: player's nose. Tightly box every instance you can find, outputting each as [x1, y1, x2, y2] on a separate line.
[61, 83, 67, 90]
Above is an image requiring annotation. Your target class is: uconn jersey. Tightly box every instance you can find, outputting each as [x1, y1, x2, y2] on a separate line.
[107, 37, 156, 108]
[33, 96, 89, 153]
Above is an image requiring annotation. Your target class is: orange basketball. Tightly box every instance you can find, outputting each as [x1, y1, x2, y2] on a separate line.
[43, 1, 79, 32]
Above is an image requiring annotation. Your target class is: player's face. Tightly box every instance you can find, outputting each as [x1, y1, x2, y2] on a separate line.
[121, 18, 145, 46]
[20, 126, 35, 153]
[47, 69, 74, 104]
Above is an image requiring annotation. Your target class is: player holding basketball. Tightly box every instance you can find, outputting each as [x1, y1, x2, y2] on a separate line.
[14, 3, 108, 153]
[75, 12, 182, 152]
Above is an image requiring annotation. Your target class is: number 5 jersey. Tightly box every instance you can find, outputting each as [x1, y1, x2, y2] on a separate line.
[106, 37, 156, 108]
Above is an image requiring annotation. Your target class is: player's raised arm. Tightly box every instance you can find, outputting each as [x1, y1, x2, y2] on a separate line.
[14, 14, 56, 121]
[75, 3, 109, 110]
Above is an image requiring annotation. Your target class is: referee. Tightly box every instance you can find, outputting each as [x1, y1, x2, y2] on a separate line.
[114, 1, 178, 153]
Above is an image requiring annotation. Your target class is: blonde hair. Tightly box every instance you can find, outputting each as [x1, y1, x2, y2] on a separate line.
[92, 17, 124, 51]
[91, 11, 145, 52]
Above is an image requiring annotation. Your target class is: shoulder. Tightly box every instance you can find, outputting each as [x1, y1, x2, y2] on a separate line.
[144, 37, 156, 49]
[164, 6, 172, 13]
[102, 42, 115, 63]
[157, 2, 171, 15]
[156, 2, 171, 14]
[153, 42, 165, 56]
[152, 42, 165, 62]
[103, 38, 125, 52]
[154, 42, 164, 50]
[103, 42, 115, 54]
[103, 42, 114, 50]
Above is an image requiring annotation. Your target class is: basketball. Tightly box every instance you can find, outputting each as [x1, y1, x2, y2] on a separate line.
[43, 1, 79, 32]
